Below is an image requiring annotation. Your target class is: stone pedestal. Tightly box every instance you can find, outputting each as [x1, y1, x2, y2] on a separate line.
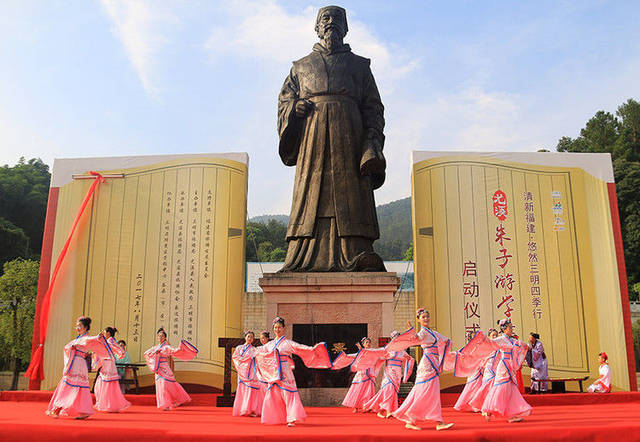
[259, 272, 400, 343]
[258, 272, 400, 405]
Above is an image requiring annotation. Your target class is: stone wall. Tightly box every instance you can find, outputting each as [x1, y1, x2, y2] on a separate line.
[393, 290, 415, 334]
[242, 291, 267, 335]
[242, 289, 415, 340]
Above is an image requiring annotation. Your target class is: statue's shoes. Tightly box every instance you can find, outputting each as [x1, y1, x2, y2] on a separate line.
[354, 252, 385, 272]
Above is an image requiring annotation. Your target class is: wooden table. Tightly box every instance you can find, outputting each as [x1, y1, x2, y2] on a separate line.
[115, 363, 146, 394]
[537, 376, 589, 393]
[92, 363, 145, 394]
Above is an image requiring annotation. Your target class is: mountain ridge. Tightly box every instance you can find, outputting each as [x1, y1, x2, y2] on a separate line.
[248, 197, 412, 260]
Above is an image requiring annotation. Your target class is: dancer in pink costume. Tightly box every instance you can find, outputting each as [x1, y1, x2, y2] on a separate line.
[46, 316, 113, 419]
[257, 331, 271, 396]
[92, 326, 131, 412]
[453, 365, 483, 412]
[385, 309, 455, 431]
[466, 328, 499, 412]
[144, 327, 198, 411]
[481, 319, 532, 422]
[332, 337, 380, 413]
[353, 332, 414, 418]
[456, 328, 499, 412]
[255, 317, 332, 426]
[232, 331, 265, 417]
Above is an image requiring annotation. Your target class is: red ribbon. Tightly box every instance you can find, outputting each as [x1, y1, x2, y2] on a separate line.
[25, 171, 105, 381]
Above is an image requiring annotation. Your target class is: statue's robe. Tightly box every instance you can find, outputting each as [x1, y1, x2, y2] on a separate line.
[278, 43, 386, 272]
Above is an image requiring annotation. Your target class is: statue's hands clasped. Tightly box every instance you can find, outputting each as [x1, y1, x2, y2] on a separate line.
[295, 99, 313, 118]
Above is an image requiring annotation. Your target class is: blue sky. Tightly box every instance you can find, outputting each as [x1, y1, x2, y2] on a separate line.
[2, 1, 639, 216]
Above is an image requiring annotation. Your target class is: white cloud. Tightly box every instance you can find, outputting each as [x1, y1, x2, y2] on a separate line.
[373, 87, 526, 204]
[100, 0, 179, 96]
[203, 1, 418, 91]
[205, 2, 316, 65]
[438, 88, 521, 149]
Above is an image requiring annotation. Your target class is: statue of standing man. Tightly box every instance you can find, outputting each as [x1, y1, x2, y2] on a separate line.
[278, 6, 387, 272]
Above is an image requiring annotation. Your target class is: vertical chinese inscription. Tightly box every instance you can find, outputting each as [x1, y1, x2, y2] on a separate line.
[153, 170, 217, 346]
[171, 187, 187, 338]
[185, 180, 201, 342]
[462, 260, 480, 341]
[203, 189, 213, 280]
[131, 273, 143, 343]
[492, 190, 516, 318]
[524, 191, 542, 320]
[158, 188, 174, 328]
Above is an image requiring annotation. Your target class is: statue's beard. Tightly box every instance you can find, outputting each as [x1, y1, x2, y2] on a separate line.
[323, 28, 343, 52]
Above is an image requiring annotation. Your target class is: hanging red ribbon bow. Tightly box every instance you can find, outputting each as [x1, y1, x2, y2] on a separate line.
[25, 171, 105, 381]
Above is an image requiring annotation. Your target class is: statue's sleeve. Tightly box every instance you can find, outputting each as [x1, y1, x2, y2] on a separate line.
[360, 60, 385, 150]
[278, 67, 302, 166]
[358, 59, 386, 189]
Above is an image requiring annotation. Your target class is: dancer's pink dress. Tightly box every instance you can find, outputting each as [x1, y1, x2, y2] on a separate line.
[46, 332, 113, 418]
[453, 365, 484, 412]
[255, 336, 331, 425]
[388, 326, 452, 424]
[353, 349, 413, 414]
[481, 334, 532, 419]
[93, 336, 132, 412]
[144, 339, 198, 409]
[332, 351, 380, 409]
[232, 343, 265, 416]
[467, 351, 498, 412]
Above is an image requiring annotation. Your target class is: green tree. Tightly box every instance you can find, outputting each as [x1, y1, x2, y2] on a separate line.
[556, 112, 619, 154]
[403, 242, 413, 261]
[269, 247, 287, 262]
[0, 219, 29, 266]
[0, 259, 39, 389]
[0, 158, 51, 269]
[555, 99, 640, 300]
[257, 241, 274, 262]
[616, 99, 640, 161]
[245, 220, 287, 262]
[613, 158, 640, 300]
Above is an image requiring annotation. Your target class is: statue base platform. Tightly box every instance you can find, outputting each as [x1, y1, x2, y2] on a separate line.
[259, 272, 400, 406]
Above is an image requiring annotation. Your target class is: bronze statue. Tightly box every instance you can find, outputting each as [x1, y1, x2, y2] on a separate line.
[278, 5, 386, 272]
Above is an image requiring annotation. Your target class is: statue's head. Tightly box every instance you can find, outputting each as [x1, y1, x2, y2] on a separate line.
[315, 6, 348, 41]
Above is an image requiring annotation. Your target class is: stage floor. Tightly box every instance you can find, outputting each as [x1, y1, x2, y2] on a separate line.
[1, 392, 640, 441]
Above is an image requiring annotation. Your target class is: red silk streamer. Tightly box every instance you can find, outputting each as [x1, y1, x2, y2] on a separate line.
[25, 171, 105, 381]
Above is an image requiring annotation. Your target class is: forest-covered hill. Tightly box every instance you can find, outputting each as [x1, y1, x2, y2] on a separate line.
[246, 197, 412, 261]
